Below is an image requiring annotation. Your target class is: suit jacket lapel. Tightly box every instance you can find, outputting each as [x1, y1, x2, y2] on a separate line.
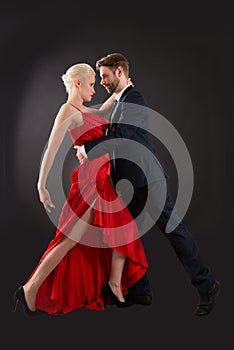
[108, 85, 134, 132]
[119, 85, 133, 102]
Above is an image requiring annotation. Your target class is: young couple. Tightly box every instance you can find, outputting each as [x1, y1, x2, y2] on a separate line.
[13, 53, 220, 317]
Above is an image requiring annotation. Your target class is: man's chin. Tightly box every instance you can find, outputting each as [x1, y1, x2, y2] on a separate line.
[105, 86, 115, 94]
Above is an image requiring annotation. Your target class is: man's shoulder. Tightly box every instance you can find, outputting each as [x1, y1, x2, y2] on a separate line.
[122, 86, 148, 106]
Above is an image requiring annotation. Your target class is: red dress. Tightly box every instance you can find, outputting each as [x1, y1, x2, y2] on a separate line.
[27, 111, 148, 315]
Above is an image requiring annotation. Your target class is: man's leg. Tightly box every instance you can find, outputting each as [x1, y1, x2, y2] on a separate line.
[151, 183, 215, 294]
[122, 180, 220, 313]
[144, 180, 220, 315]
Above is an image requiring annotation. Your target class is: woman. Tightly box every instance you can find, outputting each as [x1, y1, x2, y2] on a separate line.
[13, 63, 148, 316]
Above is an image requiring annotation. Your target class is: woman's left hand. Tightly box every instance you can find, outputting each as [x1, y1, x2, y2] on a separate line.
[127, 77, 134, 86]
[38, 187, 55, 213]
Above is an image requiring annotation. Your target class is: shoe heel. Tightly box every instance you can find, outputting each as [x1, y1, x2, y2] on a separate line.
[12, 286, 44, 317]
[12, 290, 19, 312]
[103, 293, 107, 307]
[12, 299, 18, 312]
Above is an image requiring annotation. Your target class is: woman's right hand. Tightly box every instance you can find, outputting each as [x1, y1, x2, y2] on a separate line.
[74, 145, 86, 165]
[38, 187, 55, 213]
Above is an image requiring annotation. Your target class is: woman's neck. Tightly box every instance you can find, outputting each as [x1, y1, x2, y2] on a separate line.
[67, 97, 84, 110]
[67, 90, 83, 106]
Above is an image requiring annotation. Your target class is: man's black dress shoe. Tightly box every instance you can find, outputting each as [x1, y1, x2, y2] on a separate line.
[125, 290, 153, 306]
[194, 280, 220, 316]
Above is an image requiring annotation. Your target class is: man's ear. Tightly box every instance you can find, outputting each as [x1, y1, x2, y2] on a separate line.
[116, 66, 124, 77]
[74, 79, 80, 88]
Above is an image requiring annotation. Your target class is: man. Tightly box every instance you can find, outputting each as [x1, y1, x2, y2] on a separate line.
[78, 53, 220, 316]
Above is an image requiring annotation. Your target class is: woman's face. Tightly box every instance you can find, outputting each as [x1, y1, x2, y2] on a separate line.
[80, 74, 96, 102]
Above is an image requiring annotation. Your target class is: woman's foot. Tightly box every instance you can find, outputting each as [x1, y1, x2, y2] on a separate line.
[13, 285, 44, 317]
[22, 284, 36, 312]
[108, 282, 125, 302]
[102, 282, 133, 308]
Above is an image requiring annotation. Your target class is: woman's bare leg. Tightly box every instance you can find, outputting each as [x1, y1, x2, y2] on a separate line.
[23, 207, 93, 311]
[109, 251, 127, 302]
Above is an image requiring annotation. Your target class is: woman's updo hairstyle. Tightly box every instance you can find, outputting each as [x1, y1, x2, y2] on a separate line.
[61, 63, 95, 93]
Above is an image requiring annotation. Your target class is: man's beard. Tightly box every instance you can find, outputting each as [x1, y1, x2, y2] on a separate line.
[106, 77, 120, 94]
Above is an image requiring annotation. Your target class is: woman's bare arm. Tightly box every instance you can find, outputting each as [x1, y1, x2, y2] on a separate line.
[86, 79, 133, 117]
[86, 93, 117, 117]
[37, 104, 83, 212]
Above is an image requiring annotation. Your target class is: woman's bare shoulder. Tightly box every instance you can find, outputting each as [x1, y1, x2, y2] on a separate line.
[56, 103, 83, 126]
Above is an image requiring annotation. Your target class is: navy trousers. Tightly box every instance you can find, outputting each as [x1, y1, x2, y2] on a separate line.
[120, 180, 215, 296]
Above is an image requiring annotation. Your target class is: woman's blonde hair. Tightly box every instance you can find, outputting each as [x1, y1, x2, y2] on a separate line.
[61, 63, 95, 93]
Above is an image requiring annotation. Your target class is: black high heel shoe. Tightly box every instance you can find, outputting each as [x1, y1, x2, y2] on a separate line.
[102, 283, 133, 308]
[13, 286, 44, 317]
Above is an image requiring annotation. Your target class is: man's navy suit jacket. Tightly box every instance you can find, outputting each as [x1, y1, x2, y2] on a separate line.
[84, 85, 167, 189]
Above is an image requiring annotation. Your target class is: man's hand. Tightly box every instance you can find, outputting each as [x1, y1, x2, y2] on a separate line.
[74, 145, 86, 165]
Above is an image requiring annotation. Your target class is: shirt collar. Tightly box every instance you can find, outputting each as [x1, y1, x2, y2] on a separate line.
[115, 84, 132, 101]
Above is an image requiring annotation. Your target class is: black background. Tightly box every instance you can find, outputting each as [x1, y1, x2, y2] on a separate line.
[1, 1, 233, 349]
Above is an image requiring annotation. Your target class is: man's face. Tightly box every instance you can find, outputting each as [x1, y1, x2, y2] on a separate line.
[99, 66, 120, 94]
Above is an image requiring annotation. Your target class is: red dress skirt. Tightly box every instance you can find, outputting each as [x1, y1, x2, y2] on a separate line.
[27, 112, 149, 315]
